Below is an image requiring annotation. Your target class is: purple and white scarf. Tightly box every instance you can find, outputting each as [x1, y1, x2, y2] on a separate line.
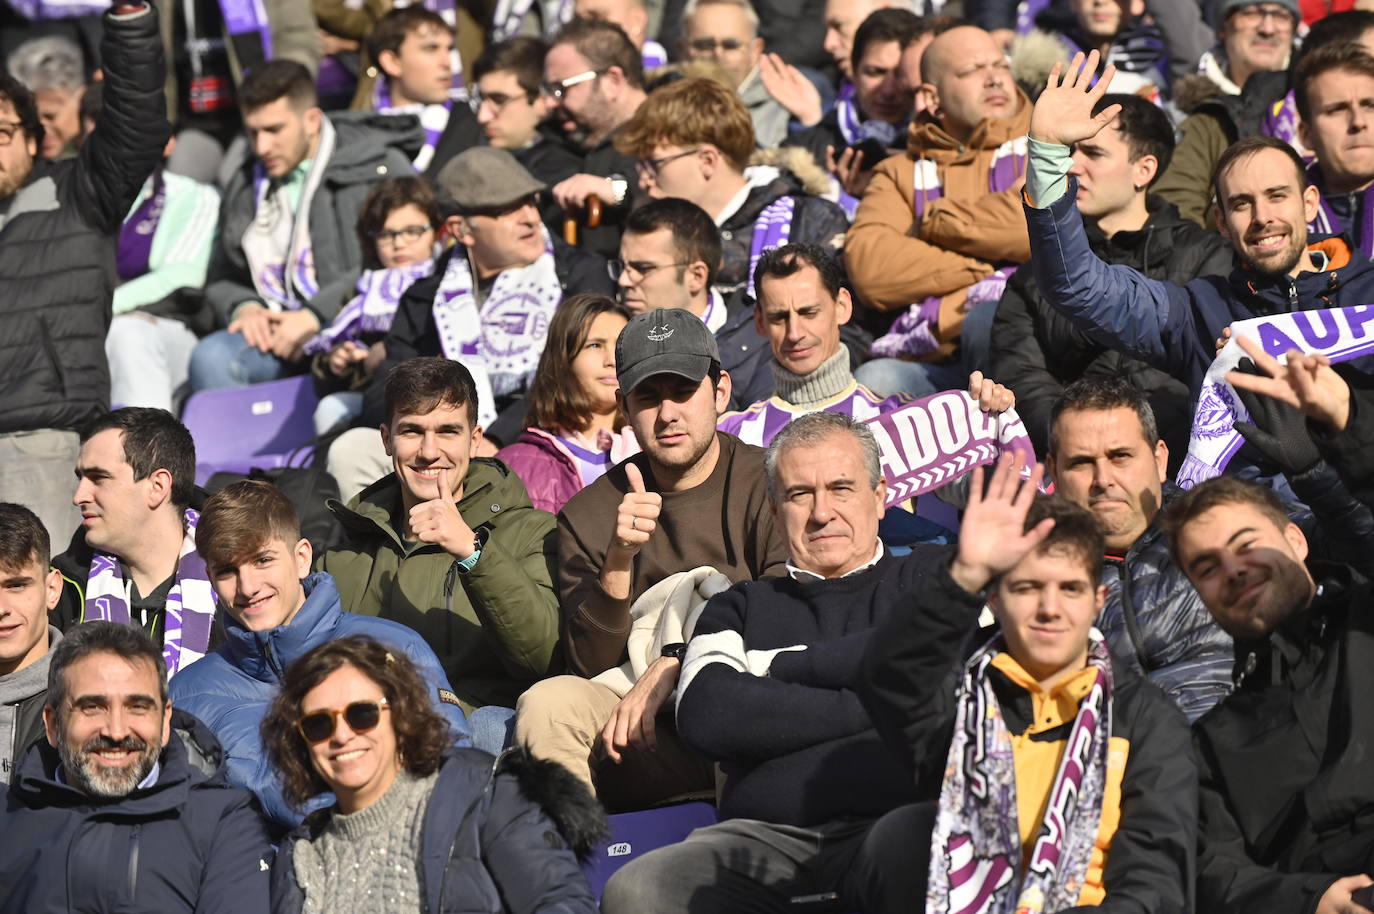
[84, 509, 215, 675]
[430, 230, 564, 397]
[1307, 163, 1374, 258]
[866, 390, 1035, 507]
[1178, 306, 1374, 488]
[303, 256, 437, 355]
[745, 196, 796, 300]
[377, 98, 455, 173]
[718, 382, 907, 447]
[1263, 89, 1304, 152]
[5, 0, 108, 19]
[927, 634, 1113, 914]
[117, 168, 168, 282]
[490, 0, 570, 41]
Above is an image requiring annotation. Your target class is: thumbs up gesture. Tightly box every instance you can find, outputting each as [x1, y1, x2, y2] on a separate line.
[610, 463, 662, 558]
[408, 466, 478, 559]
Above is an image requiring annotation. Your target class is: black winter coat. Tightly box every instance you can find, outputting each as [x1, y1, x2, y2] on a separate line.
[0, 4, 169, 435]
[271, 747, 605, 914]
[990, 195, 1233, 462]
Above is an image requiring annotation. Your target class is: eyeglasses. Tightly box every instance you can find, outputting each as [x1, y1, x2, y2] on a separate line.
[636, 147, 702, 179]
[540, 69, 601, 102]
[370, 224, 433, 247]
[0, 121, 23, 147]
[1229, 4, 1294, 25]
[297, 699, 391, 744]
[468, 88, 534, 113]
[608, 259, 689, 281]
[687, 37, 747, 53]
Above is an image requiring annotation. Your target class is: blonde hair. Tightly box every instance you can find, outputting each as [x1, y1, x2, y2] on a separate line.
[615, 76, 754, 171]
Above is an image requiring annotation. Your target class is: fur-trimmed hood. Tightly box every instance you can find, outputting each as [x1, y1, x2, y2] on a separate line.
[748, 145, 832, 196]
[498, 745, 609, 860]
[1174, 72, 1228, 115]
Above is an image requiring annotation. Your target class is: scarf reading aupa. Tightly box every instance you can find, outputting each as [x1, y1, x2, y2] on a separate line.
[927, 633, 1113, 914]
[85, 509, 216, 674]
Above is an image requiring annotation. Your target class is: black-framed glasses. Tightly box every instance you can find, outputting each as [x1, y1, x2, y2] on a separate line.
[0, 121, 23, 147]
[540, 69, 601, 102]
[687, 37, 746, 53]
[468, 87, 535, 114]
[608, 259, 689, 281]
[370, 224, 433, 247]
[297, 699, 390, 744]
[636, 147, 702, 179]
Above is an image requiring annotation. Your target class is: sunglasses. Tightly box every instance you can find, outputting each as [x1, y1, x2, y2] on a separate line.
[296, 698, 390, 744]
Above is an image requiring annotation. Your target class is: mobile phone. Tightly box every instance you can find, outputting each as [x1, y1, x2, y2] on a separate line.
[848, 137, 890, 171]
[1352, 885, 1374, 910]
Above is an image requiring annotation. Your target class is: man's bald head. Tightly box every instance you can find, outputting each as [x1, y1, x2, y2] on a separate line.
[918, 25, 1017, 141]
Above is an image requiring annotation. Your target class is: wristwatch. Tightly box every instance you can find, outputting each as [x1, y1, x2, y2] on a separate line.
[455, 527, 489, 575]
[607, 173, 630, 206]
[660, 642, 686, 660]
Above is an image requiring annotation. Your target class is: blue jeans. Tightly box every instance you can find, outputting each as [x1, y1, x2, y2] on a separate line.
[188, 329, 291, 391]
[468, 705, 516, 755]
[855, 294, 1001, 398]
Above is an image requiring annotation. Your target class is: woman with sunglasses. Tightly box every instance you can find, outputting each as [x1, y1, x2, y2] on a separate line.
[264, 635, 604, 914]
[497, 294, 639, 513]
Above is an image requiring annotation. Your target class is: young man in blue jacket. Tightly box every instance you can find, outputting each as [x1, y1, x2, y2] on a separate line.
[168, 480, 469, 830]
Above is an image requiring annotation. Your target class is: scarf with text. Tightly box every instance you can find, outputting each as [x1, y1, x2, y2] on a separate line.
[303, 256, 437, 355]
[117, 167, 168, 282]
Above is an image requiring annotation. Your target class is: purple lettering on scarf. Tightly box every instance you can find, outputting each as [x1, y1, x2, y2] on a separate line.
[117, 168, 167, 282]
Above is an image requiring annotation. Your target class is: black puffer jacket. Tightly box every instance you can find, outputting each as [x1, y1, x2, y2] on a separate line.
[990, 195, 1233, 463]
[0, 3, 168, 435]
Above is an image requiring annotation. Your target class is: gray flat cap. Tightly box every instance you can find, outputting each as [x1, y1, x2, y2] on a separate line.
[436, 146, 547, 212]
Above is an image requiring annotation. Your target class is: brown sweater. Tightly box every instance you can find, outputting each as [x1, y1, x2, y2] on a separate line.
[556, 432, 789, 677]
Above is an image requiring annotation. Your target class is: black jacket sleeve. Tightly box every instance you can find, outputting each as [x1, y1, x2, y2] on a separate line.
[1288, 458, 1374, 574]
[1312, 383, 1374, 515]
[989, 272, 1063, 456]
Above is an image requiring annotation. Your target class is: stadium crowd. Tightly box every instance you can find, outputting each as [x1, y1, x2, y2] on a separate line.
[5, 0, 1374, 910]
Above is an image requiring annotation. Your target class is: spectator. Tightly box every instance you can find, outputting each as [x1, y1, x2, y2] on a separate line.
[544, 17, 648, 259]
[1045, 378, 1235, 721]
[302, 176, 441, 436]
[1017, 0, 1169, 97]
[846, 25, 1032, 398]
[575, 0, 670, 68]
[616, 77, 849, 305]
[497, 294, 636, 513]
[265, 636, 602, 913]
[190, 60, 420, 392]
[515, 307, 788, 811]
[1295, 43, 1374, 256]
[0, 621, 273, 913]
[6, 34, 84, 160]
[471, 37, 583, 234]
[679, 0, 792, 147]
[719, 243, 909, 446]
[1161, 475, 1374, 914]
[823, 0, 920, 82]
[1199, 0, 1296, 95]
[78, 83, 221, 414]
[990, 93, 1231, 460]
[0, 503, 63, 785]
[319, 358, 558, 753]
[53, 409, 219, 675]
[168, 480, 471, 828]
[599, 411, 943, 912]
[0, 2, 168, 546]
[615, 197, 773, 409]
[860, 487, 1197, 913]
[324, 146, 613, 499]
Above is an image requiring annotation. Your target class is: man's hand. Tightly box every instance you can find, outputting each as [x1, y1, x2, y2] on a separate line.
[825, 145, 876, 198]
[1316, 875, 1374, 914]
[949, 453, 1050, 594]
[600, 463, 662, 600]
[553, 173, 618, 212]
[968, 370, 1015, 414]
[599, 655, 680, 762]
[229, 303, 275, 353]
[407, 467, 478, 559]
[327, 341, 369, 376]
[1028, 50, 1121, 147]
[1215, 326, 1233, 354]
[270, 309, 321, 361]
[1227, 335, 1352, 431]
[759, 53, 822, 126]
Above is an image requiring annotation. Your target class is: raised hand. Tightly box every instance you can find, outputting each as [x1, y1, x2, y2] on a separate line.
[610, 463, 662, 557]
[1226, 335, 1352, 431]
[968, 370, 1015, 414]
[758, 53, 822, 126]
[1028, 50, 1121, 147]
[949, 453, 1051, 594]
[407, 466, 478, 558]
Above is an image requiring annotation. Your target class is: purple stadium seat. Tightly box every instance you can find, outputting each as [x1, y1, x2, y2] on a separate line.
[581, 801, 718, 900]
[181, 376, 320, 484]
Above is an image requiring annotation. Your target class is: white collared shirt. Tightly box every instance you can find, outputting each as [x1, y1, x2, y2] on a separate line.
[786, 540, 885, 581]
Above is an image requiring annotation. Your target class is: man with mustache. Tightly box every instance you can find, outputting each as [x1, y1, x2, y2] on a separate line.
[0, 621, 272, 912]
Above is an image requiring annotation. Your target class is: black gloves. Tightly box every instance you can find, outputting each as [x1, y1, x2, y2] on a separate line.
[1232, 357, 1322, 476]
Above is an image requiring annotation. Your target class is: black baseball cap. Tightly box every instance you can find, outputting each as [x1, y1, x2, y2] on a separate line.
[615, 308, 721, 395]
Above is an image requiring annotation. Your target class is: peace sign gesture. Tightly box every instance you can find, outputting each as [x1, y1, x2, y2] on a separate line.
[1028, 49, 1122, 148]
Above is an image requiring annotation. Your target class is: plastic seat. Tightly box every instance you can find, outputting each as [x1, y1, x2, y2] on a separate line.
[180, 375, 320, 484]
[581, 801, 718, 901]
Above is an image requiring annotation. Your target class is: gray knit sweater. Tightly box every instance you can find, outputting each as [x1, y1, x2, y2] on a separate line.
[293, 769, 438, 914]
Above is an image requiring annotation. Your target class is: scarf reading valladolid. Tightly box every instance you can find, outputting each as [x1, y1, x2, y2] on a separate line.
[1178, 306, 1374, 488]
[927, 633, 1113, 914]
[865, 390, 1035, 507]
[85, 510, 216, 674]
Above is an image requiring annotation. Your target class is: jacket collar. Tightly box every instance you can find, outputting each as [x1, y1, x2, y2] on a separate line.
[1226, 234, 1369, 313]
[220, 572, 344, 682]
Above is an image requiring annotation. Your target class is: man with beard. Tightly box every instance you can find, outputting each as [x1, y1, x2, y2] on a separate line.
[0, 621, 272, 912]
[1026, 51, 1374, 397]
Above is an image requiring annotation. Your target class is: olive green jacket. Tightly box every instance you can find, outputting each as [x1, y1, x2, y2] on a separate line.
[317, 459, 559, 712]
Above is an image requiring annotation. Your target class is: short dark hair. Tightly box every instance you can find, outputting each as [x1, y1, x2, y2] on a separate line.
[366, 6, 450, 69]
[384, 357, 481, 428]
[624, 197, 722, 287]
[473, 36, 548, 97]
[525, 294, 631, 435]
[0, 73, 44, 151]
[1014, 495, 1105, 582]
[47, 621, 168, 715]
[262, 635, 452, 810]
[1212, 135, 1308, 212]
[1094, 93, 1175, 182]
[753, 242, 844, 304]
[1299, 10, 1374, 63]
[1294, 43, 1374, 123]
[1048, 377, 1159, 461]
[1159, 474, 1293, 566]
[356, 176, 440, 269]
[551, 17, 645, 90]
[80, 408, 197, 511]
[196, 480, 302, 571]
[0, 502, 50, 572]
[239, 59, 317, 113]
[850, 8, 922, 75]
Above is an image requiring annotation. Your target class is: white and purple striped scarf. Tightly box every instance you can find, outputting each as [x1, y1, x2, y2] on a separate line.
[302, 256, 437, 355]
[927, 634, 1113, 914]
[745, 196, 795, 300]
[376, 97, 456, 173]
[84, 510, 215, 675]
[718, 382, 908, 447]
